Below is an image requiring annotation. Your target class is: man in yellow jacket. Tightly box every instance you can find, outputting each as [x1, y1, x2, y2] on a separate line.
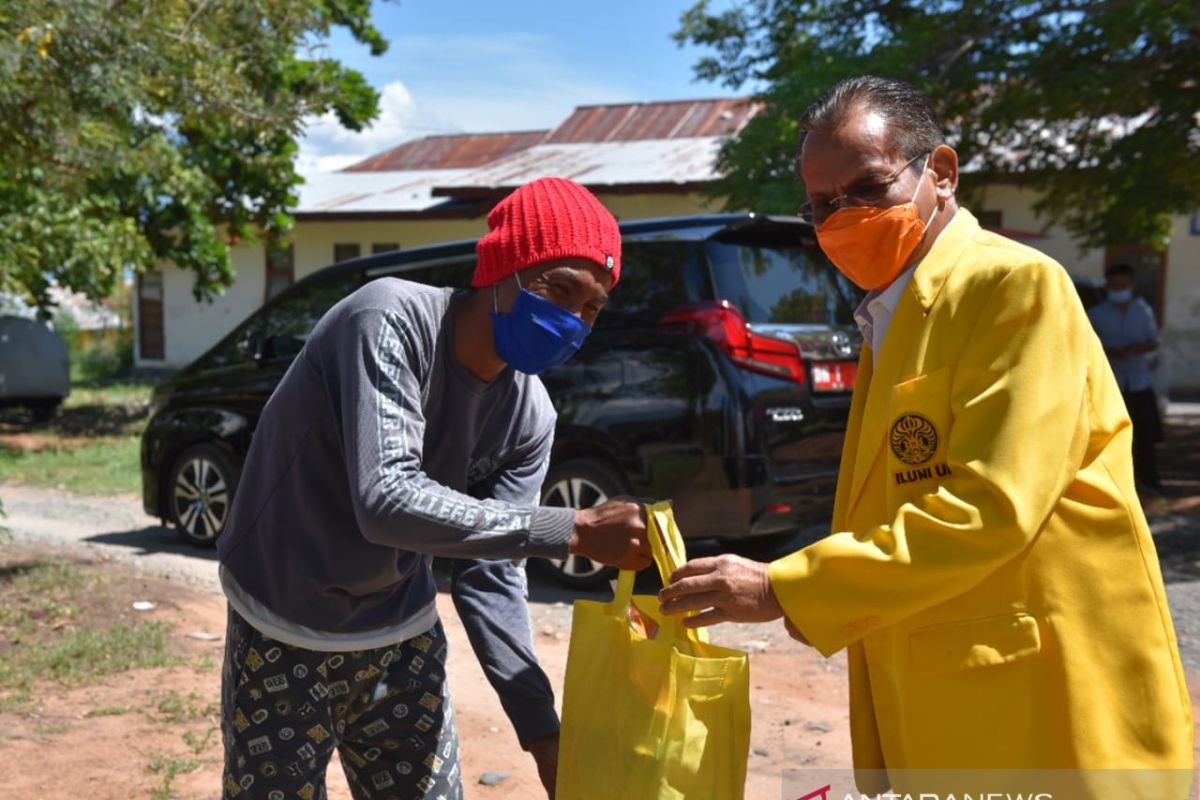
[659, 76, 1193, 795]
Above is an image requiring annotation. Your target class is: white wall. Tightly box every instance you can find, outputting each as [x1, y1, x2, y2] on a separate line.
[137, 245, 266, 368]
[1164, 213, 1200, 392]
[291, 219, 486, 280]
[970, 183, 1108, 278]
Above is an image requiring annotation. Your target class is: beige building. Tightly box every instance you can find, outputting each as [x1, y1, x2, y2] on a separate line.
[134, 99, 1200, 393]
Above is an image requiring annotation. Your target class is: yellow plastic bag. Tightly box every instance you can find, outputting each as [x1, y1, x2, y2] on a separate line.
[556, 501, 751, 800]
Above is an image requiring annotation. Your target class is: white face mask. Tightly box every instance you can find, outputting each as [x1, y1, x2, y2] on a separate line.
[1108, 288, 1134, 303]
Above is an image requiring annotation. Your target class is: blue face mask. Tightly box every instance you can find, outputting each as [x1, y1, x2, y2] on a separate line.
[491, 276, 591, 375]
[1108, 288, 1134, 303]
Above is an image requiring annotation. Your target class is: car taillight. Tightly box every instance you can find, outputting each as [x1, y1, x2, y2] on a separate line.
[810, 360, 858, 392]
[659, 300, 807, 384]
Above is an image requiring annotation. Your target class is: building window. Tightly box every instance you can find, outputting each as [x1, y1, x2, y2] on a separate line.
[334, 243, 362, 263]
[977, 210, 1003, 229]
[137, 271, 165, 360]
[372, 242, 400, 255]
[265, 241, 295, 302]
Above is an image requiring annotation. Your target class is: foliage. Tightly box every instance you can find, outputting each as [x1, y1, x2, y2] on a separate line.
[0, 0, 388, 312]
[62, 327, 135, 386]
[676, 0, 1200, 248]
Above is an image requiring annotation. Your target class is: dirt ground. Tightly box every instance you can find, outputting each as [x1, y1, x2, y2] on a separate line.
[1, 410, 1197, 799]
[0, 546, 853, 799]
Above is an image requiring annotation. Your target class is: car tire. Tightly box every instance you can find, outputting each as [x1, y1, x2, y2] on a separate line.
[29, 400, 60, 424]
[167, 444, 239, 547]
[539, 459, 625, 589]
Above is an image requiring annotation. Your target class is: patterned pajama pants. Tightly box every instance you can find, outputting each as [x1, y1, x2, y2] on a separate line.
[221, 607, 463, 800]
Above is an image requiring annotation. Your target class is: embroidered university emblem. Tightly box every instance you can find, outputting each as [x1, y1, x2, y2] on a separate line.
[889, 413, 938, 465]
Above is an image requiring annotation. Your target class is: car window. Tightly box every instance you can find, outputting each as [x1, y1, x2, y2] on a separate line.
[202, 315, 260, 369]
[261, 271, 362, 360]
[387, 256, 476, 289]
[707, 239, 861, 325]
[596, 241, 711, 328]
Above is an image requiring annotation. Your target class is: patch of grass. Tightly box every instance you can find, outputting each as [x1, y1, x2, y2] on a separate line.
[0, 620, 178, 693]
[193, 652, 216, 673]
[0, 558, 181, 708]
[147, 690, 217, 726]
[0, 436, 141, 494]
[84, 704, 134, 718]
[33, 719, 70, 736]
[0, 560, 97, 634]
[63, 381, 155, 412]
[146, 751, 204, 800]
[182, 727, 217, 756]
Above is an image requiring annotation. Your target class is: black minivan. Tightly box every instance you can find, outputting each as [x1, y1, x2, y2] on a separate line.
[141, 214, 863, 586]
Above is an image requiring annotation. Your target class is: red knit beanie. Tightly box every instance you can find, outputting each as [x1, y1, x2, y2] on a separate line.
[472, 177, 621, 289]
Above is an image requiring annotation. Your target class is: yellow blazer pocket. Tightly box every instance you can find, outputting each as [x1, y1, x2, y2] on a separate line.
[888, 368, 951, 487]
[909, 612, 1042, 675]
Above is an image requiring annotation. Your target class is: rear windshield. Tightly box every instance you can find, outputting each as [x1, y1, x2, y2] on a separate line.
[707, 237, 862, 326]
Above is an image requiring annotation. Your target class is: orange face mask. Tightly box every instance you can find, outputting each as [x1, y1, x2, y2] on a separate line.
[816, 159, 936, 291]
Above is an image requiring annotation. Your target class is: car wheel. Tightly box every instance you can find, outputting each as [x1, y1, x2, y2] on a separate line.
[29, 400, 60, 424]
[168, 444, 239, 546]
[540, 459, 624, 589]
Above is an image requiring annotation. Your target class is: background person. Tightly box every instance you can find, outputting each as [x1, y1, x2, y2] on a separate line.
[1087, 262, 1163, 493]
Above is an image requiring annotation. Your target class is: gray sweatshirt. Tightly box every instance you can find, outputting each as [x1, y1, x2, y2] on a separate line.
[218, 277, 574, 743]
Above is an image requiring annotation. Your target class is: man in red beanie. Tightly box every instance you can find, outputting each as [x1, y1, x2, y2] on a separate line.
[217, 177, 646, 799]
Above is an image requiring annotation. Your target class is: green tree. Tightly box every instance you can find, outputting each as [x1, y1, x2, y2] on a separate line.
[0, 0, 387, 312]
[676, 0, 1200, 248]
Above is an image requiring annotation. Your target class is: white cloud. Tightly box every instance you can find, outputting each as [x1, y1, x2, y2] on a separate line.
[296, 80, 452, 176]
[297, 33, 637, 176]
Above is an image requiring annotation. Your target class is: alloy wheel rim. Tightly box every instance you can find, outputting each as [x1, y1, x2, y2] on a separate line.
[172, 456, 230, 541]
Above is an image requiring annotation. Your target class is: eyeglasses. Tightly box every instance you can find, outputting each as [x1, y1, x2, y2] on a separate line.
[799, 151, 929, 225]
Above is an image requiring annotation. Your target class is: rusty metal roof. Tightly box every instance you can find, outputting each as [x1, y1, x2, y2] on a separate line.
[545, 98, 760, 143]
[322, 97, 762, 208]
[431, 138, 726, 198]
[341, 98, 759, 173]
[342, 131, 549, 172]
[297, 169, 471, 214]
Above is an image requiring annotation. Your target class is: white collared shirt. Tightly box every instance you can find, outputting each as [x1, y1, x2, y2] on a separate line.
[854, 264, 918, 365]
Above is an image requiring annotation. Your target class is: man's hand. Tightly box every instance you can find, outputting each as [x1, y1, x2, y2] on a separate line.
[658, 554, 785, 628]
[570, 499, 651, 571]
[527, 734, 559, 799]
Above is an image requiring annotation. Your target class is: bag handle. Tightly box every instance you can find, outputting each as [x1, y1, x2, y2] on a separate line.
[611, 501, 708, 646]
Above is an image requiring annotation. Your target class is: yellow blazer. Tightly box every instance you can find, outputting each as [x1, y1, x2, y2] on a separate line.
[769, 210, 1193, 779]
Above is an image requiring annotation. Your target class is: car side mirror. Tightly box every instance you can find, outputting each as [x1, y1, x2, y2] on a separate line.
[238, 331, 267, 365]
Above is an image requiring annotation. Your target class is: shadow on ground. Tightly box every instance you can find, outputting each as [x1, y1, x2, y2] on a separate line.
[86, 525, 218, 561]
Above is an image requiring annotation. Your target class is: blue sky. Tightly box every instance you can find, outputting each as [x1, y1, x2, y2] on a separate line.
[298, 0, 740, 174]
